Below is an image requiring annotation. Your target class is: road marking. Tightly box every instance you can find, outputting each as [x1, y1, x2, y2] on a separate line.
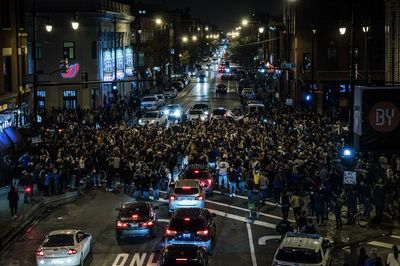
[247, 223, 258, 266]
[208, 208, 276, 229]
[258, 235, 281, 245]
[390, 235, 400, 239]
[367, 241, 393, 249]
[206, 198, 295, 223]
[112, 253, 158, 266]
[158, 218, 169, 223]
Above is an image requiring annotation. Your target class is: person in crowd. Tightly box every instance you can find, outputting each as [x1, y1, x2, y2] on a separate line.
[387, 245, 400, 266]
[301, 218, 318, 234]
[228, 166, 238, 197]
[290, 192, 303, 221]
[7, 186, 19, 219]
[357, 247, 368, 266]
[276, 217, 293, 239]
[332, 190, 344, 229]
[217, 158, 229, 190]
[259, 172, 268, 205]
[280, 190, 290, 220]
[364, 248, 381, 266]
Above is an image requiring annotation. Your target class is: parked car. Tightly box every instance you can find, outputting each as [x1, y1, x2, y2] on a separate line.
[186, 109, 207, 121]
[163, 88, 177, 99]
[138, 111, 167, 126]
[241, 88, 256, 100]
[155, 94, 166, 106]
[140, 95, 160, 110]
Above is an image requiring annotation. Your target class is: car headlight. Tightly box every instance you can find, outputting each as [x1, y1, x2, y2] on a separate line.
[201, 116, 206, 121]
[150, 120, 155, 124]
[204, 111, 209, 115]
[173, 110, 181, 117]
[139, 119, 143, 123]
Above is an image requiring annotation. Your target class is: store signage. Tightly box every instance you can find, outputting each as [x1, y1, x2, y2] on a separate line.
[103, 50, 114, 81]
[125, 47, 134, 77]
[116, 48, 125, 80]
[61, 63, 80, 79]
[0, 113, 14, 133]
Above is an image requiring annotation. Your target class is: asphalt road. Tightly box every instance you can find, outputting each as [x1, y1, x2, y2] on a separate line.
[0, 189, 287, 266]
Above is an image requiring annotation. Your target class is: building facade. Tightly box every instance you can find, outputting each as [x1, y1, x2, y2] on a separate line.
[26, 0, 134, 112]
[0, 0, 29, 128]
[385, 0, 400, 84]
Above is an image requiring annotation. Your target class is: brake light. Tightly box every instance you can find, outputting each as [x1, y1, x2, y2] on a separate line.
[67, 249, 77, 255]
[182, 186, 191, 190]
[176, 258, 188, 263]
[143, 221, 154, 227]
[132, 214, 139, 220]
[194, 170, 200, 174]
[165, 228, 177, 236]
[36, 249, 44, 257]
[170, 195, 176, 201]
[24, 187, 31, 193]
[184, 217, 191, 222]
[207, 179, 212, 185]
[196, 196, 203, 200]
[116, 221, 128, 228]
[196, 229, 209, 236]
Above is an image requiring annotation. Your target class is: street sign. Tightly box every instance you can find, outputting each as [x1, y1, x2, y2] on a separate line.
[281, 62, 296, 69]
[343, 171, 356, 185]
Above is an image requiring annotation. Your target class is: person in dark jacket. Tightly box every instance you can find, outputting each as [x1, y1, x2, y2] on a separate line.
[280, 190, 290, 220]
[276, 217, 293, 239]
[228, 166, 238, 197]
[7, 186, 19, 218]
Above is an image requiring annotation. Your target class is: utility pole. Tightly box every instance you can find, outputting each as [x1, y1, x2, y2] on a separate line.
[32, 0, 38, 124]
[113, 15, 117, 85]
[286, 0, 291, 98]
[349, 1, 356, 145]
[135, 16, 140, 95]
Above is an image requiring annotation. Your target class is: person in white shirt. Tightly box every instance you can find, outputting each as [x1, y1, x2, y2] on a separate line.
[387, 245, 400, 266]
[217, 159, 229, 189]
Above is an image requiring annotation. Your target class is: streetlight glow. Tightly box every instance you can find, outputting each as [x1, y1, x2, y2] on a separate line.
[205, 26, 209, 31]
[71, 14, 79, 30]
[242, 19, 249, 26]
[312, 28, 317, 34]
[45, 24, 53, 32]
[258, 27, 265, 34]
[192, 35, 198, 41]
[182, 36, 188, 43]
[362, 26, 370, 33]
[155, 18, 163, 25]
[339, 26, 347, 35]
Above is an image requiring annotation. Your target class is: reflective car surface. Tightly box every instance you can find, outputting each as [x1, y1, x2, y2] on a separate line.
[164, 208, 216, 253]
[157, 244, 209, 266]
[169, 180, 205, 213]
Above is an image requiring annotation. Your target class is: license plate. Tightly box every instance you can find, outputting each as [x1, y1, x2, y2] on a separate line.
[132, 223, 139, 228]
[183, 234, 191, 238]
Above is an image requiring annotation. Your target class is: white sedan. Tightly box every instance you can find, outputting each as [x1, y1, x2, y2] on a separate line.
[241, 88, 256, 99]
[36, 230, 92, 266]
[186, 109, 207, 121]
[138, 111, 167, 126]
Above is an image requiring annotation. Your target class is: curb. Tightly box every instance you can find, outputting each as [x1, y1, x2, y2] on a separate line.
[332, 228, 392, 250]
[0, 182, 88, 254]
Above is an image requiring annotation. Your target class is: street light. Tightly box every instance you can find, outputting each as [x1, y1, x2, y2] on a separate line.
[312, 28, 317, 34]
[155, 17, 163, 25]
[45, 17, 53, 32]
[205, 26, 209, 31]
[71, 14, 79, 30]
[242, 19, 249, 26]
[339, 26, 347, 35]
[192, 35, 198, 41]
[197, 27, 201, 31]
[362, 26, 369, 33]
[182, 36, 188, 43]
[258, 27, 265, 34]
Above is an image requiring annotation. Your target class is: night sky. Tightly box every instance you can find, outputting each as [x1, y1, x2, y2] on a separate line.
[141, 0, 282, 31]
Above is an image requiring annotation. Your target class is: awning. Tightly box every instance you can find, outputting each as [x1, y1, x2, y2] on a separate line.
[0, 132, 12, 152]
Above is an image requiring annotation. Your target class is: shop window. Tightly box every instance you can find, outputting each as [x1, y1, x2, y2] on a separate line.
[37, 90, 46, 109]
[63, 90, 77, 109]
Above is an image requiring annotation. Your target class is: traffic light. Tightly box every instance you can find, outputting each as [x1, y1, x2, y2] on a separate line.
[81, 72, 88, 88]
[60, 58, 69, 73]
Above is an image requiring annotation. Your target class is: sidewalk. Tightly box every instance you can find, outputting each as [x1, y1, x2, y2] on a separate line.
[0, 182, 88, 253]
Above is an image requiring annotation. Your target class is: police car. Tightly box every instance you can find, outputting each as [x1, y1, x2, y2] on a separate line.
[272, 232, 333, 266]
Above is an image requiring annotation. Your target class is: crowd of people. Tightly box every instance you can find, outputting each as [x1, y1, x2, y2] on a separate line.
[3, 94, 400, 233]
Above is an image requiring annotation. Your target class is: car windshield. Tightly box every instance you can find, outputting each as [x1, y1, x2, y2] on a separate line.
[189, 110, 203, 115]
[120, 207, 149, 219]
[184, 171, 209, 179]
[193, 104, 207, 109]
[213, 109, 226, 116]
[275, 248, 323, 264]
[142, 97, 155, 102]
[170, 218, 208, 230]
[144, 113, 159, 118]
[174, 187, 200, 195]
[43, 234, 74, 247]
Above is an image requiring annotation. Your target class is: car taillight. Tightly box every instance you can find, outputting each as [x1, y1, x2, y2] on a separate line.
[176, 258, 188, 263]
[24, 187, 31, 193]
[170, 195, 176, 201]
[184, 217, 191, 222]
[165, 228, 177, 236]
[143, 220, 154, 227]
[207, 179, 212, 185]
[36, 249, 44, 257]
[132, 214, 139, 221]
[182, 186, 191, 190]
[116, 221, 128, 228]
[196, 229, 209, 236]
[67, 249, 77, 255]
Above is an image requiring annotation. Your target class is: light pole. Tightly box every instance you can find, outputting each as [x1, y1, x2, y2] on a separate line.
[311, 27, 316, 91]
[363, 24, 370, 85]
[258, 26, 265, 61]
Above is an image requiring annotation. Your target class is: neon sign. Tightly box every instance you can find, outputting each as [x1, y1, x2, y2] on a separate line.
[103, 50, 114, 81]
[116, 48, 125, 80]
[61, 63, 80, 79]
[125, 47, 134, 77]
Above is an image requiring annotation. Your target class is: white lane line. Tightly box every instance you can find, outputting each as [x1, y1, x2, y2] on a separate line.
[367, 241, 393, 249]
[207, 208, 276, 229]
[206, 198, 295, 223]
[158, 219, 169, 223]
[247, 223, 258, 266]
[227, 80, 231, 93]
[390, 235, 400, 239]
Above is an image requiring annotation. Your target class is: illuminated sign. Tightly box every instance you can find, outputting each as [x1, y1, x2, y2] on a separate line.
[61, 63, 80, 79]
[0, 113, 14, 133]
[125, 47, 134, 77]
[103, 50, 114, 81]
[116, 48, 125, 80]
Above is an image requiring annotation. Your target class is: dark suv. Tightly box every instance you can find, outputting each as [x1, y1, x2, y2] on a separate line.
[164, 208, 216, 254]
[115, 201, 158, 243]
[157, 244, 209, 266]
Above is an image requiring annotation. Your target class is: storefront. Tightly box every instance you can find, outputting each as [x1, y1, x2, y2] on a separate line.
[63, 90, 78, 109]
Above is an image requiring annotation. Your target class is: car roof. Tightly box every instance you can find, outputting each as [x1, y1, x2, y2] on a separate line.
[48, 230, 79, 236]
[247, 103, 264, 107]
[280, 233, 323, 251]
[122, 201, 150, 209]
[175, 179, 200, 188]
[173, 208, 209, 218]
